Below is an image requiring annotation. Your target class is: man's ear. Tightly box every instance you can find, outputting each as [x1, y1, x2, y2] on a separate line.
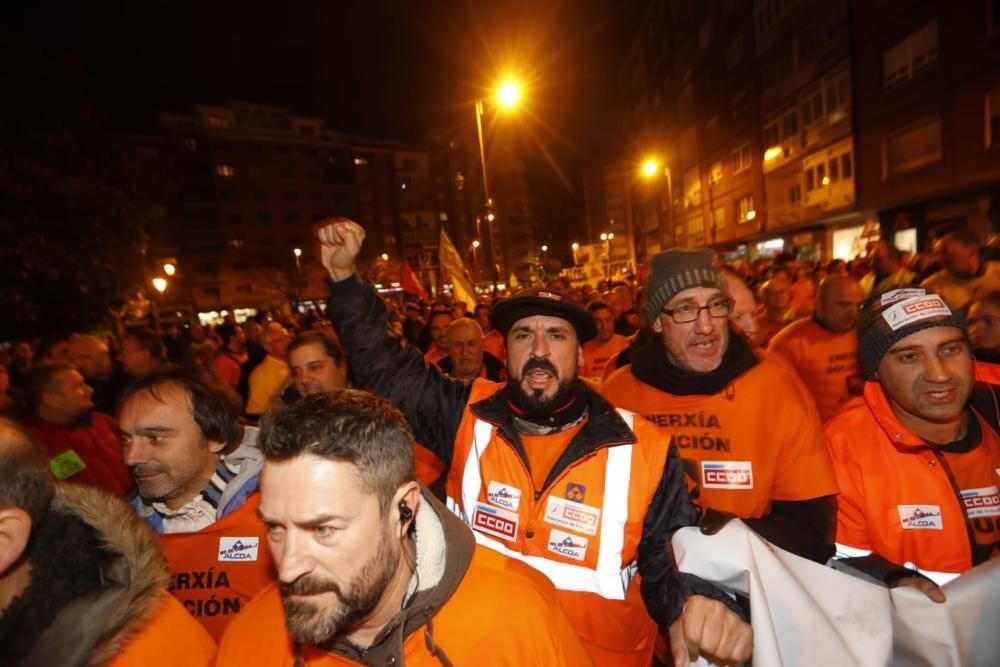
[207, 439, 227, 455]
[0, 508, 32, 574]
[652, 317, 663, 334]
[577, 345, 585, 370]
[393, 481, 421, 538]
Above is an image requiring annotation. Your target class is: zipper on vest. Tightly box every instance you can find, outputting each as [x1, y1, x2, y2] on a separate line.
[929, 450, 977, 568]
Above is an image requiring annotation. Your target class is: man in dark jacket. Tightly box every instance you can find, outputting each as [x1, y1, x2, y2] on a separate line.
[316, 218, 751, 667]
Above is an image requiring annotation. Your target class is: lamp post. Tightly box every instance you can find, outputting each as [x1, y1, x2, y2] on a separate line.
[471, 239, 480, 276]
[475, 79, 521, 289]
[641, 158, 674, 254]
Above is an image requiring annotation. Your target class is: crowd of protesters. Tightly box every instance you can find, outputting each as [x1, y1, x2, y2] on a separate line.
[2, 221, 1000, 664]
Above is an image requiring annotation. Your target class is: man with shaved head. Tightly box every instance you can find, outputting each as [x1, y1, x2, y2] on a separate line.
[69, 333, 127, 414]
[437, 318, 505, 383]
[769, 275, 865, 422]
[720, 268, 758, 342]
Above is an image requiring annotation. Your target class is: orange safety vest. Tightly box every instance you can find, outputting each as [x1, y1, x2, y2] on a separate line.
[975, 360, 1000, 385]
[602, 354, 839, 518]
[767, 317, 861, 423]
[443, 382, 664, 666]
[160, 492, 275, 641]
[824, 382, 1000, 584]
[217, 544, 594, 666]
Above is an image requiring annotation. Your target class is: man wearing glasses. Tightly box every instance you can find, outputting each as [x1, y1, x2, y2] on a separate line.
[603, 248, 839, 565]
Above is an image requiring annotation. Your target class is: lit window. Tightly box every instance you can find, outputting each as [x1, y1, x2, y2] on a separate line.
[216, 164, 234, 177]
[354, 157, 368, 165]
[731, 143, 752, 174]
[736, 195, 754, 223]
[883, 21, 938, 88]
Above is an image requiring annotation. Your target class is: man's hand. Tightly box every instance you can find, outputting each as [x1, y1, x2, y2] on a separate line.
[893, 576, 946, 603]
[669, 595, 752, 666]
[316, 217, 365, 282]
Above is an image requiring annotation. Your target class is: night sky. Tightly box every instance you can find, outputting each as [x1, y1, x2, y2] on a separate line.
[3, 1, 637, 200]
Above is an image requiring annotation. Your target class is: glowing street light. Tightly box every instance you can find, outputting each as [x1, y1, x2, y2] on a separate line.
[163, 262, 176, 276]
[381, 253, 389, 261]
[293, 248, 302, 258]
[571, 242, 579, 250]
[472, 240, 480, 248]
[746, 210, 757, 221]
[152, 277, 168, 293]
[642, 159, 660, 177]
[486, 212, 495, 222]
[497, 81, 521, 108]
[541, 245, 548, 252]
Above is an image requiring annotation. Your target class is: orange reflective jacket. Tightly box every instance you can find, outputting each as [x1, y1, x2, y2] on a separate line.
[602, 354, 838, 518]
[442, 381, 666, 665]
[824, 382, 1000, 581]
[159, 492, 274, 640]
[217, 544, 593, 666]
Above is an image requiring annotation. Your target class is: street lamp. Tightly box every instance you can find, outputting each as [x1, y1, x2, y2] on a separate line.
[541, 244, 548, 252]
[163, 262, 176, 276]
[381, 253, 389, 261]
[293, 247, 302, 272]
[152, 277, 168, 293]
[471, 240, 480, 275]
[640, 156, 674, 254]
[475, 78, 522, 288]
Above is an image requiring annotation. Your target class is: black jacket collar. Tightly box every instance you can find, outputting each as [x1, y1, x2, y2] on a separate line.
[469, 382, 637, 492]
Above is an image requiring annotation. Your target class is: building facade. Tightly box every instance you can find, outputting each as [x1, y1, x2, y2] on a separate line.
[614, 0, 1000, 263]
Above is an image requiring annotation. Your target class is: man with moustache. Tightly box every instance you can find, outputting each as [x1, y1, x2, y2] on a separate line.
[216, 390, 591, 665]
[825, 288, 1000, 598]
[117, 365, 273, 640]
[314, 219, 752, 667]
[603, 249, 839, 566]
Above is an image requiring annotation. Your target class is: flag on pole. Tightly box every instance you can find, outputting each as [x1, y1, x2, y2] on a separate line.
[439, 229, 476, 307]
[401, 261, 426, 299]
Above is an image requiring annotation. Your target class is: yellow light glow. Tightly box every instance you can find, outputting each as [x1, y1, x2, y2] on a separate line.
[763, 146, 783, 162]
[497, 81, 521, 108]
[293, 248, 302, 257]
[152, 277, 168, 293]
[381, 253, 389, 261]
[541, 245, 548, 252]
[642, 159, 659, 177]
[163, 262, 176, 276]
[746, 210, 757, 221]
[607, 232, 615, 240]
[600, 233, 608, 241]
[486, 213, 495, 222]
[472, 240, 480, 248]
[571, 242, 579, 250]
[821, 176, 831, 186]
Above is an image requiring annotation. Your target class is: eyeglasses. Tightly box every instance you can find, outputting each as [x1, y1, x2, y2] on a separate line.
[661, 298, 733, 324]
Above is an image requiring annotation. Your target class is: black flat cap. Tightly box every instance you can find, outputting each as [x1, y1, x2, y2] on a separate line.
[488, 288, 596, 344]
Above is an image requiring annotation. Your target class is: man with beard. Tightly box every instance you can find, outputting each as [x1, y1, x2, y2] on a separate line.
[216, 390, 591, 665]
[23, 361, 133, 495]
[314, 219, 752, 667]
[825, 288, 1000, 598]
[117, 365, 273, 640]
[603, 249, 839, 567]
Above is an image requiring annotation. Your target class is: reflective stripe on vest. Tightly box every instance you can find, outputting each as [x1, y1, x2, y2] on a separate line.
[835, 543, 960, 587]
[446, 411, 637, 600]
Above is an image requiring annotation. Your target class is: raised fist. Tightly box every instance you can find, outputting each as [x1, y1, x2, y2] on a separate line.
[316, 217, 365, 281]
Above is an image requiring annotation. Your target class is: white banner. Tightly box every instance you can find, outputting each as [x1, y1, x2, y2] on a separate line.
[672, 520, 1000, 666]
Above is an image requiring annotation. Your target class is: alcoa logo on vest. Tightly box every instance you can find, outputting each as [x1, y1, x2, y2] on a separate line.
[897, 505, 944, 530]
[218, 537, 260, 561]
[701, 461, 753, 489]
[547, 528, 589, 561]
[487, 481, 522, 511]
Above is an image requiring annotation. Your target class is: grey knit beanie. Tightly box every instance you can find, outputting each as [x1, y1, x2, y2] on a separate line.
[856, 288, 967, 380]
[644, 248, 724, 323]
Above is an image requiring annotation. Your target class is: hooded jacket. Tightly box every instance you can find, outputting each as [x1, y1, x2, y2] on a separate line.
[217, 488, 593, 666]
[2, 484, 216, 667]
